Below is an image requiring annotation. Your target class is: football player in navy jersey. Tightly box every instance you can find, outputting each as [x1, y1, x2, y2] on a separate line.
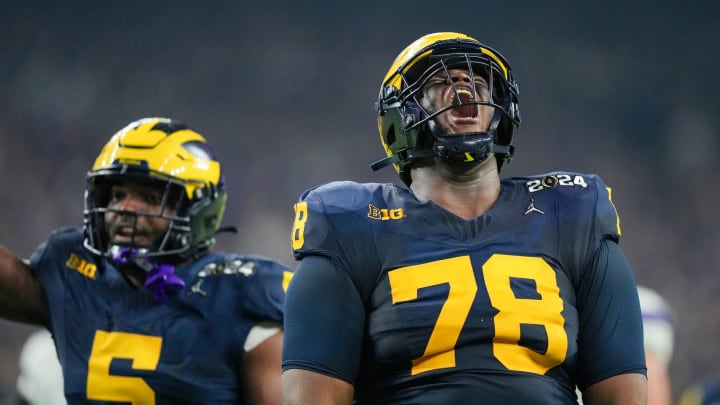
[0, 117, 291, 404]
[282, 32, 647, 404]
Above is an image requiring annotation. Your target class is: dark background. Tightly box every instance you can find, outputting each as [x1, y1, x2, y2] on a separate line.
[1, 1, 718, 403]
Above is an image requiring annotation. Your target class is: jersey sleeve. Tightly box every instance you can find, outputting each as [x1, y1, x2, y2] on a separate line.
[239, 256, 290, 325]
[290, 182, 382, 299]
[291, 185, 341, 261]
[554, 173, 623, 285]
[28, 227, 81, 312]
[575, 239, 646, 389]
[29, 228, 75, 283]
[282, 255, 365, 384]
[552, 174, 645, 388]
[593, 177, 621, 242]
[285, 182, 383, 383]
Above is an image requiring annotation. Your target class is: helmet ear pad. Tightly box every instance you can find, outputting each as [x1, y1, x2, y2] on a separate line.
[492, 91, 520, 170]
[182, 184, 227, 253]
[495, 91, 520, 148]
[378, 96, 428, 185]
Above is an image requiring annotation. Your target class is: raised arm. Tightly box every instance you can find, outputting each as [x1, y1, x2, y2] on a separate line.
[0, 245, 48, 325]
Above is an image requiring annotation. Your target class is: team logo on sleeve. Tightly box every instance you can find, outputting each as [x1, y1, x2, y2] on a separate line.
[66, 253, 97, 279]
[368, 204, 406, 220]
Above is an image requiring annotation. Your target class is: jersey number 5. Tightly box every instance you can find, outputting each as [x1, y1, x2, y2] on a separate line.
[388, 254, 568, 376]
[86, 330, 162, 404]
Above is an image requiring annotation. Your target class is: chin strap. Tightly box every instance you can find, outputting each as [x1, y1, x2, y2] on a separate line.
[370, 134, 511, 171]
[433, 132, 510, 165]
[372, 109, 512, 172]
[111, 247, 186, 302]
[371, 149, 435, 171]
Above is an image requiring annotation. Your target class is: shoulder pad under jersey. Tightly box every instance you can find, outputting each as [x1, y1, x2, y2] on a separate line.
[518, 171, 621, 242]
[290, 181, 395, 265]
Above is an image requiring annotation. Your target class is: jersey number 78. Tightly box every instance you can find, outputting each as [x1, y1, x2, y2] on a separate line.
[388, 254, 568, 376]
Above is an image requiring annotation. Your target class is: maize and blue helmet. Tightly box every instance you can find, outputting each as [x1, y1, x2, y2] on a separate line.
[83, 117, 227, 263]
[373, 32, 521, 186]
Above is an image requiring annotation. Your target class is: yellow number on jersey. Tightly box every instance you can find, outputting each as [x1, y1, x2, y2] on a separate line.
[388, 254, 568, 375]
[483, 254, 567, 374]
[291, 202, 308, 250]
[86, 331, 162, 405]
[388, 256, 477, 375]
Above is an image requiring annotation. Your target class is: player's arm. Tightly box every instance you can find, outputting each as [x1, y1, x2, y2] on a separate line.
[244, 327, 284, 405]
[239, 258, 290, 405]
[0, 245, 48, 325]
[582, 373, 647, 405]
[577, 239, 647, 405]
[282, 255, 364, 405]
[283, 369, 353, 405]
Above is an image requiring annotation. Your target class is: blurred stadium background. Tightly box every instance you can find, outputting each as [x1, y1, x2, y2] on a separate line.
[1, 1, 718, 403]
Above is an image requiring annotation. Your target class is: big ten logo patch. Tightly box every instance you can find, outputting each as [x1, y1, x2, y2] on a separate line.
[368, 204, 405, 221]
[66, 253, 97, 278]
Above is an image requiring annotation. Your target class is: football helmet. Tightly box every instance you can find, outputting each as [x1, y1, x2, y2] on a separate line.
[83, 117, 227, 263]
[373, 32, 521, 185]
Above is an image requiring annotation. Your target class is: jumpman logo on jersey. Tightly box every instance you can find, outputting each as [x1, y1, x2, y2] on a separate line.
[524, 198, 545, 215]
[190, 279, 207, 296]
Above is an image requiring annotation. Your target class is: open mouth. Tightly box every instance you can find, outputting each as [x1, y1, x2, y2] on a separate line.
[450, 89, 478, 118]
[110, 226, 152, 245]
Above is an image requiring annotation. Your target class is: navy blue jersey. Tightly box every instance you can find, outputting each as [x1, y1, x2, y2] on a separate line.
[283, 172, 645, 404]
[30, 227, 290, 404]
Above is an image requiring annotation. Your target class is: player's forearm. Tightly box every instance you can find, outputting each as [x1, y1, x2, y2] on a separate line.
[0, 245, 48, 325]
[583, 373, 647, 405]
[282, 369, 354, 405]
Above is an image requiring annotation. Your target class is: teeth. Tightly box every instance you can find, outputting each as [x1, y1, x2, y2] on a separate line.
[456, 88, 475, 103]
